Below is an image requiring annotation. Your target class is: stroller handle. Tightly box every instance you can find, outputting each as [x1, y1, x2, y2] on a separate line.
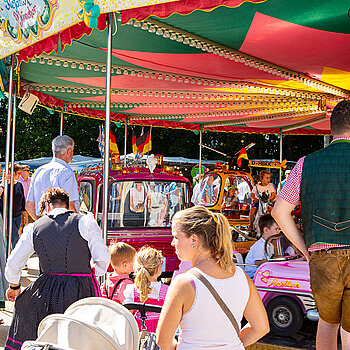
[123, 302, 162, 318]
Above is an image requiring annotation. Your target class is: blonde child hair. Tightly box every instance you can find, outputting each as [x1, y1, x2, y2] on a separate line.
[110, 242, 136, 269]
[134, 246, 163, 302]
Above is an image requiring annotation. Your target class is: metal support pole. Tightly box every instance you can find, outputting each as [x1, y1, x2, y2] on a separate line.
[279, 130, 283, 190]
[102, 13, 113, 245]
[2, 55, 14, 252]
[124, 117, 128, 166]
[8, 84, 17, 257]
[324, 135, 331, 148]
[198, 125, 203, 180]
[60, 109, 64, 136]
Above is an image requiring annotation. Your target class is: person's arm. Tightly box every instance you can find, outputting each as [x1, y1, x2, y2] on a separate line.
[156, 275, 194, 350]
[240, 274, 270, 347]
[61, 171, 79, 213]
[78, 213, 110, 276]
[5, 223, 35, 301]
[251, 188, 258, 203]
[69, 201, 77, 213]
[26, 201, 39, 221]
[269, 191, 276, 201]
[254, 259, 267, 266]
[272, 198, 310, 261]
[130, 189, 138, 212]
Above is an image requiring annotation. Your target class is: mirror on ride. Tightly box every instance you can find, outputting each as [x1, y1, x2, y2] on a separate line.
[97, 180, 189, 229]
[79, 181, 94, 213]
[193, 173, 221, 206]
[264, 233, 301, 261]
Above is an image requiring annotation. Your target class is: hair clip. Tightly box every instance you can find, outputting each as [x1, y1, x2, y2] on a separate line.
[213, 214, 218, 223]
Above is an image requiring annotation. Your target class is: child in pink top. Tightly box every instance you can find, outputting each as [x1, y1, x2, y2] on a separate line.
[123, 246, 168, 332]
[100, 242, 136, 304]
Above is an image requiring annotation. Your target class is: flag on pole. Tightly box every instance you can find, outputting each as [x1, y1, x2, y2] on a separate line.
[136, 126, 152, 154]
[97, 125, 105, 158]
[109, 131, 119, 154]
[131, 127, 138, 155]
[237, 148, 248, 167]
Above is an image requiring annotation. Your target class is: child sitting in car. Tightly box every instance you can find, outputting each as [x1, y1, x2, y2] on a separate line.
[100, 242, 136, 304]
[245, 214, 280, 278]
[123, 246, 168, 332]
[221, 185, 238, 215]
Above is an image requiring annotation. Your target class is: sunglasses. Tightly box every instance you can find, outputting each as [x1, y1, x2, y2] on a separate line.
[22, 169, 30, 172]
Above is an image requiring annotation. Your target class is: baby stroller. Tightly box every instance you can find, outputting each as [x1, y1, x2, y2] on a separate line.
[21, 297, 161, 350]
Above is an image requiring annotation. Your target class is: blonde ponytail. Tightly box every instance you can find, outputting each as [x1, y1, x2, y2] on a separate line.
[134, 246, 163, 302]
[172, 206, 235, 274]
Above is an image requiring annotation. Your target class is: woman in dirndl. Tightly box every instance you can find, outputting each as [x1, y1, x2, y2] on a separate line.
[4, 188, 110, 350]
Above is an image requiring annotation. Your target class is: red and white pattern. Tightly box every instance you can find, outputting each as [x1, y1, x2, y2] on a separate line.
[278, 156, 305, 206]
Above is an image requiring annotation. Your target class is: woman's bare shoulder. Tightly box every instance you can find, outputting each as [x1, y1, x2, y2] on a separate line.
[170, 272, 195, 294]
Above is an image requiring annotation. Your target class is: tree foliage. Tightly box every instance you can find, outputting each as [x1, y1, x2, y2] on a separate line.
[0, 97, 325, 163]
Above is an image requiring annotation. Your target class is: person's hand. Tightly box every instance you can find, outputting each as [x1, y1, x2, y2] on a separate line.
[6, 287, 21, 301]
[1, 174, 10, 187]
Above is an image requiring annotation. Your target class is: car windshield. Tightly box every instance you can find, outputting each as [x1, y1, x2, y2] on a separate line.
[107, 180, 190, 228]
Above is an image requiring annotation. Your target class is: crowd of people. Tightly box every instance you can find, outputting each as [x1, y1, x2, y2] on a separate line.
[1, 100, 350, 350]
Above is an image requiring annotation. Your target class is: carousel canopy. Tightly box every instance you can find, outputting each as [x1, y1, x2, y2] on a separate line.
[6, 0, 350, 134]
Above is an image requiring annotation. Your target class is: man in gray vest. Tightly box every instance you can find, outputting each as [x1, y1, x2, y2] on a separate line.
[272, 100, 350, 350]
[26, 135, 79, 220]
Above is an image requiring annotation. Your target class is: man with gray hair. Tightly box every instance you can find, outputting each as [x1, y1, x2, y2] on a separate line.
[26, 135, 79, 220]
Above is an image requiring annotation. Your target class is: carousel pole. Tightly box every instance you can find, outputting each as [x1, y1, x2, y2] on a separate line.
[279, 129, 283, 190]
[124, 117, 128, 166]
[102, 13, 113, 245]
[198, 125, 203, 180]
[0, 54, 15, 302]
[324, 135, 331, 148]
[59, 108, 64, 136]
[7, 82, 17, 258]
[3, 55, 14, 253]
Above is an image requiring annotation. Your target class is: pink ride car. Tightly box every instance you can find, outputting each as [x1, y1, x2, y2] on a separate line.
[251, 234, 318, 336]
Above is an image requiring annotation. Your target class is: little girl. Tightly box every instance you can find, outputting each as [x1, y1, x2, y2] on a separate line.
[249, 170, 276, 232]
[123, 246, 168, 332]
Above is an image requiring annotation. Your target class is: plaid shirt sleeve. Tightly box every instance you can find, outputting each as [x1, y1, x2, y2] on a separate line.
[278, 156, 305, 206]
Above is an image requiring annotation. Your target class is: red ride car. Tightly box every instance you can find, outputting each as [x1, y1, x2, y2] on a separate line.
[78, 166, 191, 276]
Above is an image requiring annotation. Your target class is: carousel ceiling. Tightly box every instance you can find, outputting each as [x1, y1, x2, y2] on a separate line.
[15, 0, 350, 134]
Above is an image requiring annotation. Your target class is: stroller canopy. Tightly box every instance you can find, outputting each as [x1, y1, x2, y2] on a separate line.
[36, 298, 139, 350]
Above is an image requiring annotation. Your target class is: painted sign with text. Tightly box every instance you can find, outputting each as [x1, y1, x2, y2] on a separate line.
[0, 0, 58, 43]
[0, 0, 177, 59]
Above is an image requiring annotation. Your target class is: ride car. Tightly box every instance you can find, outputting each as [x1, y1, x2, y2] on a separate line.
[78, 165, 191, 276]
[251, 234, 318, 336]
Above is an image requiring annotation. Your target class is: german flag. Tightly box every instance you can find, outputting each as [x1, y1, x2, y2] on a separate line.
[136, 127, 152, 154]
[132, 127, 138, 154]
[109, 131, 119, 154]
[237, 148, 248, 167]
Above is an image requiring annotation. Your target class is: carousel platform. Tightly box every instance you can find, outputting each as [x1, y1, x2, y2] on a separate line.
[0, 256, 326, 350]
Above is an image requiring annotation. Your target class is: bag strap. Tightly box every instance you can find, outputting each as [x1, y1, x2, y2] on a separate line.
[105, 278, 129, 300]
[189, 269, 240, 337]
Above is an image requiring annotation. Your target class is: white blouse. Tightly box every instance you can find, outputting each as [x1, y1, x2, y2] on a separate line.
[5, 208, 110, 284]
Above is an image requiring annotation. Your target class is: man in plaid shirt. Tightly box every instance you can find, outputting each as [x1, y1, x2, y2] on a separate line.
[272, 100, 350, 350]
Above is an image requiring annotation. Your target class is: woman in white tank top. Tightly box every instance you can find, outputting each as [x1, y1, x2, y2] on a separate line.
[156, 206, 269, 350]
